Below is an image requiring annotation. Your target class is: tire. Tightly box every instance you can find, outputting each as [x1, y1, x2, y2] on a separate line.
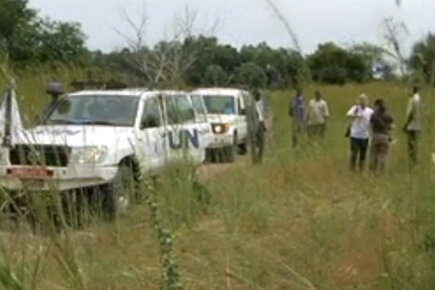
[103, 158, 141, 220]
[238, 141, 248, 155]
[224, 133, 237, 163]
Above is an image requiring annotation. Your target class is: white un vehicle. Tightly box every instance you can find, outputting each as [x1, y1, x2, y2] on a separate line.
[0, 89, 213, 217]
[192, 88, 251, 162]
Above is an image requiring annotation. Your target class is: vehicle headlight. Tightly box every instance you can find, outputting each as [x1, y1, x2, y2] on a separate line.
[70, 146, 108, 164]
[212, 123, 232, 134]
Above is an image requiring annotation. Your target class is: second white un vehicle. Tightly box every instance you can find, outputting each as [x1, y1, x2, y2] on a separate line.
[0, 89, 213, 217]
[192, 88, 251, 162]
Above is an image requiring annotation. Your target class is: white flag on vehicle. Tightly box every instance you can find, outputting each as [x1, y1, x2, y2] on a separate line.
[0, 89, 24, 145]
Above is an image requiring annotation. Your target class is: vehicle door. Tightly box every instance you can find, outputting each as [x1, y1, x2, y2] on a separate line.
[136, 96, 168, 174]
[163, 93, 199, 164]
[190, 94, 213, 162]
[236, 92, 249, 141]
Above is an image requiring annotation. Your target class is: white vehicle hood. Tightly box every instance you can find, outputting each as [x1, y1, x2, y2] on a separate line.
[15, 125, 136, 147]
[206, 114, 236, 124]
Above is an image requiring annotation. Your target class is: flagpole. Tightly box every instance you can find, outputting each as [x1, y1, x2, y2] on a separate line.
[2, 88, 12, 148]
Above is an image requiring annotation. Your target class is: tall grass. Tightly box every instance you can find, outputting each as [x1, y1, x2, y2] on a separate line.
[1, 62, 435, 289]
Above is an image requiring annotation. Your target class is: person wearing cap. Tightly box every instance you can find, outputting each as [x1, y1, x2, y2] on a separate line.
[370, 99, 394, 174]
[403, 85, 422, 165]
[346, 94, 374, 172]
[40, 82, 65, 121]
[307, 90, 329, 142]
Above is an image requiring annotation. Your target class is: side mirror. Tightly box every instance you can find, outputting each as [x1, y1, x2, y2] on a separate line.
[46, 82, 65, 96]
[239, 108, 246, 116]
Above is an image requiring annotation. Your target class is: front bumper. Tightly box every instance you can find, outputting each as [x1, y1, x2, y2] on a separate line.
[0, 164, 118, 191]
[207, 133, 234, 149]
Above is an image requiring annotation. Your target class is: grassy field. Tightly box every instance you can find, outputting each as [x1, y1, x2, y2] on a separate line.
[1, 80, 435, 289]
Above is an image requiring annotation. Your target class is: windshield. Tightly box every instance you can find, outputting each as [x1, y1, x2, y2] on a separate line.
[203, 95, 236, 115]
[45, 94, 140, 127]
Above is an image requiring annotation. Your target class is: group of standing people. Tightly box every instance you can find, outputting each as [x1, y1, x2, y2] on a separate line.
[289, 89, 330, 147]
[289, 86, 422, 173]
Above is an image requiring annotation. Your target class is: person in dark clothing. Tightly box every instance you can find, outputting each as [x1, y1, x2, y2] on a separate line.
[289, 88, 306, 148]
[253, 89, 266, 163]
[370, 99, 394, 174]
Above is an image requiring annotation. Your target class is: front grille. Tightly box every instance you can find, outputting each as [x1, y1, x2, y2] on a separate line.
[10, 145, 72, 167]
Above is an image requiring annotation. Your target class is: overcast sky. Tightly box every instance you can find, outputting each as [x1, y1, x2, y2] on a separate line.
[29, 0, 435, 55]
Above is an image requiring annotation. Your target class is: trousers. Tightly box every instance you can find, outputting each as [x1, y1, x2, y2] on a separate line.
[407, 130, 420, 165]
[350, 137, 369, 171]
[307, 123, 326, 140]
[369, 133, 390, 173]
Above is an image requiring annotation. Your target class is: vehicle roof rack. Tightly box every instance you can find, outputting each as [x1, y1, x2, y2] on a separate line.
[122, 87, 149, 91]
[71, 80, 128, 91]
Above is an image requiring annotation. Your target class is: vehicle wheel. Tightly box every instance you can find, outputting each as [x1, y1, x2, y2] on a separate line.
[103, 159, 140, 220]
[238, 141, 248, 155]
[224, 134, 237, 163]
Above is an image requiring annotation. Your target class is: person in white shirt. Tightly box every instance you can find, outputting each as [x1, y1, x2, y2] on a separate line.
[403, 86, 422, 165]
[346, 94, 374, 172]
[307, 90, 329, 141]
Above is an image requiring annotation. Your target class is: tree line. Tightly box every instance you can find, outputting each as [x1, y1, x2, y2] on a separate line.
[2, 0, 435, 88]
[0, 0, 87, 63]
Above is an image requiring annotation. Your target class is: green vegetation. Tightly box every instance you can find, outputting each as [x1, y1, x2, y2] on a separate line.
[0, 0, 87, 64]
[2, 1, 435, 289]
[410, 33, 435, 83]
[0, 82, 435, 289]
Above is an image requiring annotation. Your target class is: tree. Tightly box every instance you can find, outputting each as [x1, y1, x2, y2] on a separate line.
[409, 33, 435, 83]
[204, 64, 227, 86]
[183, 37, 240, 86]
[0, 0, 35, 48]
[36, 20, 88, 62]
[117, 5, 217, 87]
[382, 18, 408, 76]
[239, 43, 304, 88]
[351, 42, 397, 80]
[308, 42, 371, 84]
[0, 0, 88, 63]
[235, 62, 267, 88]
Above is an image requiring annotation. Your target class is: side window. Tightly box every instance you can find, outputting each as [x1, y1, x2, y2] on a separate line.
[165, 95, 196, 125]
[191, 95, 207, 122]
[141, 97, 162, 129]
